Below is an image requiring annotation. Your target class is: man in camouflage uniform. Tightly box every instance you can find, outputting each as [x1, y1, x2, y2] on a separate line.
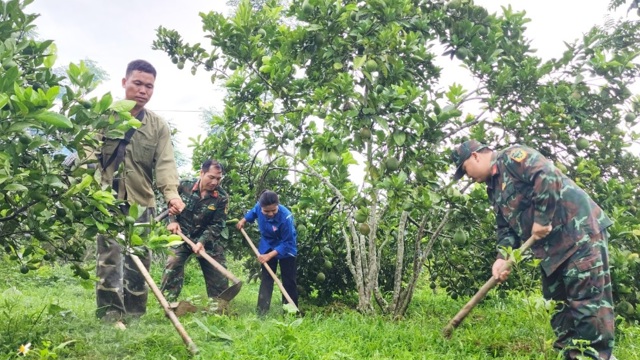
[95, 60, 185, 326]
[451, 140, 615, 360]
[160, 159, 230, 304]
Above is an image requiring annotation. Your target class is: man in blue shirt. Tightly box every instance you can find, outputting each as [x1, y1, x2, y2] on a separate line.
[236, 190, 298, 315]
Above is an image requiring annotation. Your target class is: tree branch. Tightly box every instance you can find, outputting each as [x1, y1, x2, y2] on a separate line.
[0, 199, 43, 222]
[441, 109, 487, 141]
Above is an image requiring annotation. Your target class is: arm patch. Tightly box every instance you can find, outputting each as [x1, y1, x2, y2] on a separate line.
[509, 149, 527, 162]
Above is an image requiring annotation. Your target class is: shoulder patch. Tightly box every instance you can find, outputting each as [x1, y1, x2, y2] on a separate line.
[509, 149, 527, 163]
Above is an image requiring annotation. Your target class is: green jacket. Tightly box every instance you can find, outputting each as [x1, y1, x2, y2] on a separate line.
[99, 109, 180, 207]
[173, 179, 228, 245]
[487, 145, 613, 275]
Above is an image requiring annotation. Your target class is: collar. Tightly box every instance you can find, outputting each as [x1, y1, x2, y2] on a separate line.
[487, 151, 500, 190]
[133, 108, 146, 124]
[192, 180, 218, 198]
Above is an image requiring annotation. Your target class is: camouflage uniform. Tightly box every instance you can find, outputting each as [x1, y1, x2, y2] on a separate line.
[96, 109, 180, 320]
[452, 141, 615, 360]
[160, 179, 229, 300]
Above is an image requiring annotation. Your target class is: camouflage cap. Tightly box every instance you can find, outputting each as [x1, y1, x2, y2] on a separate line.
[450, 140, 488, 180]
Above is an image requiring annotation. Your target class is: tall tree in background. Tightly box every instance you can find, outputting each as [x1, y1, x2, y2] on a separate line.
[53, 58, 110, 85]
[52, 58, 110, 100]
[156, 0, 640, 319]
[226, 0, 272, 11]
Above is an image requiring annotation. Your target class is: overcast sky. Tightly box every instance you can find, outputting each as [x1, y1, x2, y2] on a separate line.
[27, 0, 630, 171]
[29, 0, 229, 173]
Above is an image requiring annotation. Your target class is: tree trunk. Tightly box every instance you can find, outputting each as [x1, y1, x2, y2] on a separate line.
[394, 213, 429, 318]
[393, 183, 471, 317]
[389, 211, 407, 314]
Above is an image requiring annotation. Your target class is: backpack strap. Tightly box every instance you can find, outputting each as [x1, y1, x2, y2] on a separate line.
[100, 109, 145, 171]
[101, 110, 146, 198]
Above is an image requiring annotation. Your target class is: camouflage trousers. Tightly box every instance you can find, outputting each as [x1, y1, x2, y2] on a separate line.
[96, 208, 154, 320]
[542, 231, 615, 360]
[160, 241, 229, 300]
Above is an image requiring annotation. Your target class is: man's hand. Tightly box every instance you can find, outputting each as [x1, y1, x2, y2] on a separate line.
[492, 258, 510, 282]
[62, 152, 79, 168]
[191, 242, 203, 255]
[257, 250, 277, 264]
[167, 222, 181, 234]
[531, 222, 552, 240]
[167, 198, 186, 216]
[236, 218, 246, 230]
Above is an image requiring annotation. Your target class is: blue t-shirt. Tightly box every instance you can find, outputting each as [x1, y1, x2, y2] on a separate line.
[244, 203, 298, 259]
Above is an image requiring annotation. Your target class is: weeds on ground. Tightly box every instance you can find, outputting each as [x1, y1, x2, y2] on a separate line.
[1, 260, 638, 359]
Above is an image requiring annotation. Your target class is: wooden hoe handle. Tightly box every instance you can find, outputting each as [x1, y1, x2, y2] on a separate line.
[442, 235, 537, 338]
[124, 210, 200, 354]
[177, 232, 242, 284]
[129, 252, 199, 354]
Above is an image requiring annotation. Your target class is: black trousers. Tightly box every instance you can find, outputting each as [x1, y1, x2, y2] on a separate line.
[258, 256, 298, 314]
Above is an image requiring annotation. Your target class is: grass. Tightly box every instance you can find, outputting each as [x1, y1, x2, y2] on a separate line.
[1, 258, 638, 360]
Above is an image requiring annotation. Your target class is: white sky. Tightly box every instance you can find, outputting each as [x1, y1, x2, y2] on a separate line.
[29, 0, 229, 173]
[28, 0, 631, 172]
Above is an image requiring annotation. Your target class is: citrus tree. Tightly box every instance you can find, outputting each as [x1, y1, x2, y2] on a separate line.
[155, 0, 640, 319]
[1, 0, 145, 280]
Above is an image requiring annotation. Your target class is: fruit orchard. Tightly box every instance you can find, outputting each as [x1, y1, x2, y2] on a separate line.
[152, 0, 640, 319]
[1, 0, 640, 325]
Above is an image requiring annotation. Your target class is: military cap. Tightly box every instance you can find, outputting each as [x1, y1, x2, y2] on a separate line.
[451, 140, 488, 180]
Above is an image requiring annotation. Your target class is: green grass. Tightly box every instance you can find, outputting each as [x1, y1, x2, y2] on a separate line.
[1, 259, 638, 360]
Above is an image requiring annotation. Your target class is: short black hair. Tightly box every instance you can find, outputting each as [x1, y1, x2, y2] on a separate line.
[258, 190, 279, 207]
[126, 59, 157, 78]
[201, 159, 224, 174]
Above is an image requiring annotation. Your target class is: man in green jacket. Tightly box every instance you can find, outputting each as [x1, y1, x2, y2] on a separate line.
[160, 159, 230, 308]
[95, 60, 185, 326]
[451, 140, 615, 360]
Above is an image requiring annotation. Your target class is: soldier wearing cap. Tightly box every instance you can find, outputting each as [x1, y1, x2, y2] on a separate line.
[451, 140, 615, 360]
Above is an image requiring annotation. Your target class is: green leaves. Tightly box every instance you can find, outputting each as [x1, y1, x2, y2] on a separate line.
[153, 0, 640, 318]
[66, 60, 99, 89]
[0, 93, 8, 109]
[63, 174, 93, 197]
[44, 175, 66, 189]
[353, 55, 366, 70]
[0, 2, 145, 279]
[32, 111, 72, 129]
[109, 99, 136, 113]
[43, 43, 57, 68]
[193, 318, 233, 341]
[147, 233, 183, 251]
[0, 65, 19, 92]
[97, 92, 113, 113]
[392, 131, 406, 146]
[91, 190, 115, 205]
[3, 183, 28, 192]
